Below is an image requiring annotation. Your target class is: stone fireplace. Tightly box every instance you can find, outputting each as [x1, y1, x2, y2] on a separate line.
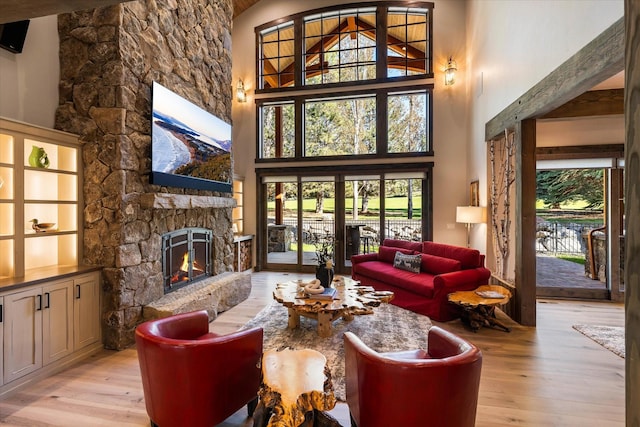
[54, 0, 240, 350]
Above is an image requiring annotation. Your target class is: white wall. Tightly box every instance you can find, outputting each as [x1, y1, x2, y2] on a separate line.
[0, 16, 59, 128]
[232, 0, 471, 247]
[537, 116, 625, 147]
[465, 0, 624, 251]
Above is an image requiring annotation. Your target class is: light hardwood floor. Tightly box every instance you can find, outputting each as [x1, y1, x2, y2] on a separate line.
[0, 271, 625, 426]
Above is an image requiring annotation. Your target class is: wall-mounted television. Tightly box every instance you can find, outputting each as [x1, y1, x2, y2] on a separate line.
[150, 81, 232, 193]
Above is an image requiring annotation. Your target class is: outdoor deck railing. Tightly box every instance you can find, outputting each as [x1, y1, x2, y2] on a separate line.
[278, 218, 422, 254]
[536, 221, 603, 256]
[275, 218, 601, 257]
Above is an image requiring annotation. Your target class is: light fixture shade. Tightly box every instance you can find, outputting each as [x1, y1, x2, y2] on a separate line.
[444, 57, 457, 86]
[456, 206, 486, 224]
[236, 79, 246, 102]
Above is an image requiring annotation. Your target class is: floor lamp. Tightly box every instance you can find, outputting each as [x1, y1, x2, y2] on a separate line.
[456, 206, 486, 248]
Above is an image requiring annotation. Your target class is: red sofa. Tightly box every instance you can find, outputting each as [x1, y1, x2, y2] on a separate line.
[351, 239, 491, 321]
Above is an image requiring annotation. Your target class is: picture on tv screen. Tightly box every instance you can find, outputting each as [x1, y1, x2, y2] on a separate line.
[151, 81, 232, 193]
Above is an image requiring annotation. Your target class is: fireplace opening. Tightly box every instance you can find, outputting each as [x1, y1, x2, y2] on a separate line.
[162, 228, 213, 294]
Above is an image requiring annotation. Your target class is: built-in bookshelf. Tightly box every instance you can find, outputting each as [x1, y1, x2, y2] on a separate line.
[0, 117, 83, 280]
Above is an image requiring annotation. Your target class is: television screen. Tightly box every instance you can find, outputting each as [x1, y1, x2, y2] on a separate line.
[150, 81, 232, 193]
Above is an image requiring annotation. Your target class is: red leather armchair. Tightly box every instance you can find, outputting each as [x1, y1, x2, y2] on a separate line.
[135, 310, 263, 427]
[344, 326, 482, 427]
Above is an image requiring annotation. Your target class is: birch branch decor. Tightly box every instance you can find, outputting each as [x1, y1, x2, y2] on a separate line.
[489, 129, 516, 280]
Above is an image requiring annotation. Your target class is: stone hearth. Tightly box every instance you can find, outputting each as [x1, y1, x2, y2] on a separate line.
[143, 271, 252, 321]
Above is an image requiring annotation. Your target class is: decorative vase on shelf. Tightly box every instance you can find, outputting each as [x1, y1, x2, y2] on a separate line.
[28, 146, 50, 168]
[315, 260, 334, 287]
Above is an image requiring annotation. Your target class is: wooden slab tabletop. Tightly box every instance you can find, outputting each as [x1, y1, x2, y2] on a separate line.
[273, 278, 394, 316]
[448, 284, 512, 308]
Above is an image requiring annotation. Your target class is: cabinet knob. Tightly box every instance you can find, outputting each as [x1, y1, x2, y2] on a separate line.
[76, 284, 81, 299]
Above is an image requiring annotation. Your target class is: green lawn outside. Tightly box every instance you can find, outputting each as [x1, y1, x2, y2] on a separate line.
[268, 195, 423, 219]
[556, 255, 586, 265]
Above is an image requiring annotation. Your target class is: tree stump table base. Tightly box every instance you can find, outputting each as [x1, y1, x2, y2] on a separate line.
[253, 348, 339, 427]
[448, 285, 512, 333]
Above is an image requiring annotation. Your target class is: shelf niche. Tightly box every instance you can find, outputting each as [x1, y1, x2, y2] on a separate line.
[0, 117, 83, 279]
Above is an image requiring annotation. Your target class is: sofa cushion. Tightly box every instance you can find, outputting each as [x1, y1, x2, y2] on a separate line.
[378, 245, 414, 264]
[422, 241, 481, 269]
[355, 260, 436, 298]
[420, 254, 462, 275]
[393, 251, 422, 273]
[382, 239, 423, 252]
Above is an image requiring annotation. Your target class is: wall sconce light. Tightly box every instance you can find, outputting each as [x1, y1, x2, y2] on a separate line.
[236, 79, 246, 102]
[444, 57, 457, 86]
[456, 206, 486, 247]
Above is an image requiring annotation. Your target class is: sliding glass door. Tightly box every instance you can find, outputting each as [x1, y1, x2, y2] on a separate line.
[258, 166, 431, 273]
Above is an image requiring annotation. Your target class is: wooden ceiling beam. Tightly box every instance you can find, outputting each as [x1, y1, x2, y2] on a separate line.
[261, 60, 280, 89]
[273, 16, 426, 80]
[540, 89, 624, 119]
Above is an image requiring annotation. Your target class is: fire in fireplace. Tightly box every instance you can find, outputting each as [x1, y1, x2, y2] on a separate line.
[162, 228, 213, 294]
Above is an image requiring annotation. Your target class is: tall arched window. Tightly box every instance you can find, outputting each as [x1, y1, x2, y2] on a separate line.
[256, 3, 433, 161]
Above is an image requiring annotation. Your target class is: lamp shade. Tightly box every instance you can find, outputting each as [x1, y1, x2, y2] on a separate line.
[456, 206, 486, 224]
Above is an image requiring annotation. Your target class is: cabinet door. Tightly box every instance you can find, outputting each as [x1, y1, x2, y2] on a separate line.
[3, 288, 42, 383]
[0, 296, 3, 386]
[42, 280, 74, 365]
[74, 273, 100, 350]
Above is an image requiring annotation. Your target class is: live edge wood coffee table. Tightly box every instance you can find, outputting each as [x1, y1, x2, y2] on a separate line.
[252, 348, 339, 427]
[273, 277, 394, 338]
[448, 284, 512, 332]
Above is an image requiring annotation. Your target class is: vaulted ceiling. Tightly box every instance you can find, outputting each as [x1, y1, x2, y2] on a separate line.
[0, 0, 262, 24]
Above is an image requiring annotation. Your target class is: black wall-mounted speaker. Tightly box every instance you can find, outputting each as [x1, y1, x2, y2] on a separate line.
[0, 20, 30, 54]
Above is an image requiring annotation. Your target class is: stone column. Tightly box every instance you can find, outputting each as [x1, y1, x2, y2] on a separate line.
[55, 0, 234, 349]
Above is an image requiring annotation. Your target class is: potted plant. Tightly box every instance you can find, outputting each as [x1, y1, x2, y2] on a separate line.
[313, 233, 335, 287]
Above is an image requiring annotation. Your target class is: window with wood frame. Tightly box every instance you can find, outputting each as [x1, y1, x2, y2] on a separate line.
[257, 2, 433, 90]
[256, 2, 434, 160]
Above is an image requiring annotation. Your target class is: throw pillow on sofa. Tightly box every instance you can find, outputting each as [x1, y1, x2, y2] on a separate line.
[378, 245, 414, 264]
[393, 251, 422, 273]
[420, 254, 462, 275]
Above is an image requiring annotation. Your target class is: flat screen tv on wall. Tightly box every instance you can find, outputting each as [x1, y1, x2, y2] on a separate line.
[150, 81, 232, 193]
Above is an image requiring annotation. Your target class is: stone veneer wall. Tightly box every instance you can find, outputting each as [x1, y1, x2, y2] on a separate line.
[54, 0, 234, 350]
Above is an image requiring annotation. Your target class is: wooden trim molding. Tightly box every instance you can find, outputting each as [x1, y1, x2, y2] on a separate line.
[535, 144, 625, 160]
[541, 89, 624, 119]
[624, 0, 639, 424]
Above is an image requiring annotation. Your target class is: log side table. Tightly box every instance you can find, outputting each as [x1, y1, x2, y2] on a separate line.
[448, 284, 512, 332]
[252, 348, 340, 427]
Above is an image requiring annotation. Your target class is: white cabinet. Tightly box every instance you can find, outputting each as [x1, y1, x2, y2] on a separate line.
[43, 279, 74, 365]
[73, 273, 100, 350]
[0, 114, 98, 399]
[3, 287, 42, 383]
[0, 296, 4, 386]
[0, 271, 100, 387]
